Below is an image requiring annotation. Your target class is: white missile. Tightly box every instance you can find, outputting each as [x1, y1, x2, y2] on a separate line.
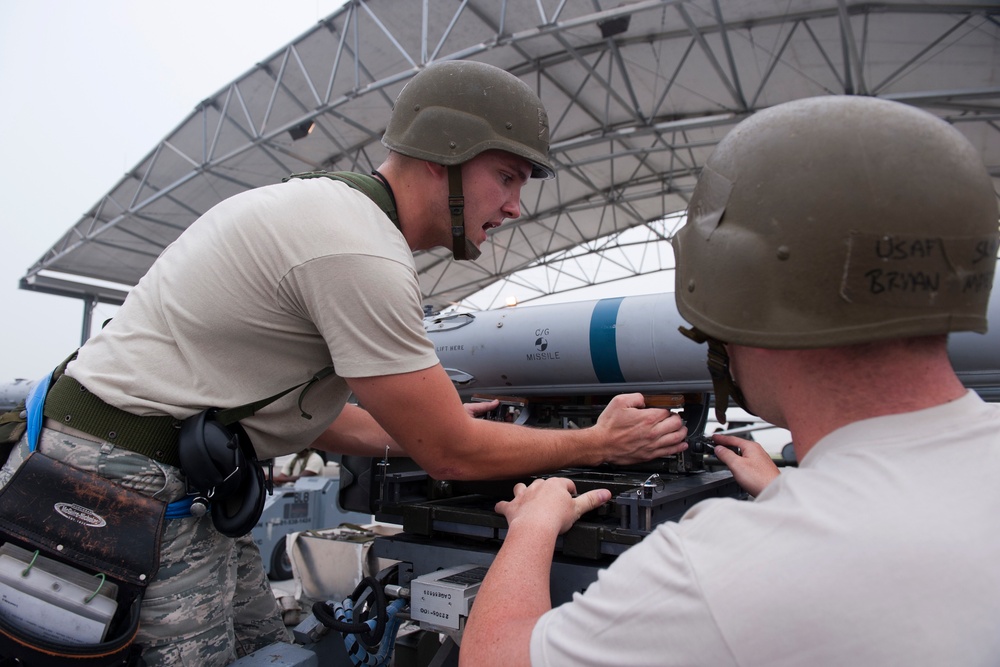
[4, 287, 998, 413]
[427, 289, 1000, 401]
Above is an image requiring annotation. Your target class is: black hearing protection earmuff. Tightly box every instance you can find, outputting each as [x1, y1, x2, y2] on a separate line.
[178, 409, 270, 538]
[176, 365, 334, 537]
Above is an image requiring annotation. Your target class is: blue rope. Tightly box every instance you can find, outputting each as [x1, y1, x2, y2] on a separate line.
[336, 598, 406, 666]
[24, 372, 52, 453]
[165, 496, 196, 519]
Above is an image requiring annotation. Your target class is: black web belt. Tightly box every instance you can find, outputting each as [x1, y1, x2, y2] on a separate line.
[42, 374, 182, 468]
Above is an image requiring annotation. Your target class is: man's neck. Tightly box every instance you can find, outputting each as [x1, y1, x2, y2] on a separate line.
[375, 156, 444, 252]
[782, 342, 965, 460]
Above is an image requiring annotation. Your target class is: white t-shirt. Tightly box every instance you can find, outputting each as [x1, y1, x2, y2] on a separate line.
[69, 177, 439, 459]
[531, 391, 1000, 666]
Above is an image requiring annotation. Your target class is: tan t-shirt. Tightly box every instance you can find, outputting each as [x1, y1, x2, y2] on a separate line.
[69, 177, 439, 459]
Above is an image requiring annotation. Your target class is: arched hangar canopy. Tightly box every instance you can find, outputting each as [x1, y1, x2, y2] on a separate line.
[21, 0, 1000, 312]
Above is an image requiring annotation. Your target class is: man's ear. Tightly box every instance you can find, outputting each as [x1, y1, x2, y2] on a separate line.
[424, 160, 448, 180]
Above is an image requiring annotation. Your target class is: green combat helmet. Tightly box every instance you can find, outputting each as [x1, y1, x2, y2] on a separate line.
[672, 95, 999, 422]
[382, 60, 555, 261]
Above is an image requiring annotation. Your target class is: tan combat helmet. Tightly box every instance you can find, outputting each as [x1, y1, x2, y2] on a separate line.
[383, 60, 555, 261]
[672, 95, 998, 421]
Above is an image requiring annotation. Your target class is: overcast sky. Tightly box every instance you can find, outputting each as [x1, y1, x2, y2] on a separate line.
[0, 0, 347, 380]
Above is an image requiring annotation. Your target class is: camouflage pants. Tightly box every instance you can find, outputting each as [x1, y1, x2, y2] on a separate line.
[0, 425, 291, 666]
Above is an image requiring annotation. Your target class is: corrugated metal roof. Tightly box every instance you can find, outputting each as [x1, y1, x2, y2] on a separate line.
[20, 0, 1000, 311]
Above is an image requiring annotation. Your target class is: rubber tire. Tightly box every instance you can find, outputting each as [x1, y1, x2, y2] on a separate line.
[269, 540, 293, 581]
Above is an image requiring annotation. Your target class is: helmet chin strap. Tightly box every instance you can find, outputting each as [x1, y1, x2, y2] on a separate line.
[448, 165, 480, 261]
[678, 325, 753, 424]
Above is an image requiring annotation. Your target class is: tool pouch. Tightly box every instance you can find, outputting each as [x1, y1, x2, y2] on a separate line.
[0, 451, 165, 666]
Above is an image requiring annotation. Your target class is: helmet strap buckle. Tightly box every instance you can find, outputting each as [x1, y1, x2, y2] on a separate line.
[447, 165, 480, 261]
[679, 326, 753, 424]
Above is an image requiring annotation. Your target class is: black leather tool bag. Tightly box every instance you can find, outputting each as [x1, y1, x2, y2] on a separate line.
[0, 451, 165, 666]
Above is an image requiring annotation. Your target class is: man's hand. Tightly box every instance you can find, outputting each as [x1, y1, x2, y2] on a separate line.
[463, 398, 499, 419]
[711, 434, 780, 496]
[593, 393, 688, 465]
[462, 477, 609, 667]
[496, 478, 612, 536]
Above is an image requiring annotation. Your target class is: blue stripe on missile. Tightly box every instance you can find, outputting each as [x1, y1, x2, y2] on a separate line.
[590, 297, 626, 383]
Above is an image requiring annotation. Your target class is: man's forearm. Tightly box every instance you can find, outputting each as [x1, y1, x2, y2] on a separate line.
[460, 522, 556, 666]
[313, 404, 404, 457]
[462, 480, 611, 665]
[434, 417, 605, 479]
[348, 370, 686, 480]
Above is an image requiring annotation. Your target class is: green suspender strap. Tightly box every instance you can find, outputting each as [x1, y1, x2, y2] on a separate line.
[283, 171, 400, 231]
